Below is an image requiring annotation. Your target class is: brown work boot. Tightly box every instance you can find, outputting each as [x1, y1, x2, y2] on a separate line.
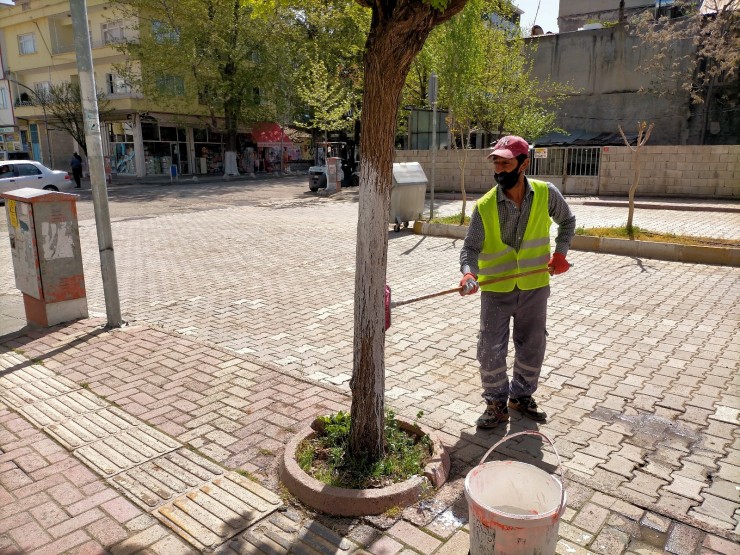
[476, 401, 509, 428]
[508, 396, 547, 422]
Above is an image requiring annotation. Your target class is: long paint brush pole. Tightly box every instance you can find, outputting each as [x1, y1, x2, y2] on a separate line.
[390, 268, 549, 308]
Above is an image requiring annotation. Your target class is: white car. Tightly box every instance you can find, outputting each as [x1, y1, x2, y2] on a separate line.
[0, 160, 74, 197]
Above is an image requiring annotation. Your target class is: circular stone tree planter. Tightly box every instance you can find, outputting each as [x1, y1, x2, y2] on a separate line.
[279, 418, 451, 517]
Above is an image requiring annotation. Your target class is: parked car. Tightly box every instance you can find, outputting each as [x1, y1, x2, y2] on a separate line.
[0, 161, 74, 198]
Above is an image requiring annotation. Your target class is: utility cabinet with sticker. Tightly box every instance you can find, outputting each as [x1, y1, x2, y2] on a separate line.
[2, 188, 88, 327]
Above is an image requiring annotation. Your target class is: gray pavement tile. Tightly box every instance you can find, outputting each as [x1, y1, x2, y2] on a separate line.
[1, 181, 739, 553]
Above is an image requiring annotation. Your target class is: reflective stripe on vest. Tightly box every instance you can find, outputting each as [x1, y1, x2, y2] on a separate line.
[477, 179, 551, 292]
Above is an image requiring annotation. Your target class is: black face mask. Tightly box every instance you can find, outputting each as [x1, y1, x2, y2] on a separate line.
[494, 161, 523, 190]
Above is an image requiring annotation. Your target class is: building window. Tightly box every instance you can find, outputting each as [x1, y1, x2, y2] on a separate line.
[18, 33, 36, 55]
[106, 73, 131, 94]
[155, 75, 185, 96]
[152, 20, 179, 43]
[0, 88, 8, 110]
[102, 20, 126, 44]
[33, 82, 51, 101]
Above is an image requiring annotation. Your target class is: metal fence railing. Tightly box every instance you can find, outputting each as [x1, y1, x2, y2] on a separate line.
[527, 146, 601, 177]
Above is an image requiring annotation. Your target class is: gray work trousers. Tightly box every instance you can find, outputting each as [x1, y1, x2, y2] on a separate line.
[477, 286, 549, 404]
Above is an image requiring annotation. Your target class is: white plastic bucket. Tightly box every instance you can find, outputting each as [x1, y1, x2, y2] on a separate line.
[465, 431, 566, 555]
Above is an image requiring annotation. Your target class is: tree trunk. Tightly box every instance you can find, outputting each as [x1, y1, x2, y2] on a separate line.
[627, 148, 639, 234]
[223, 0, 241, 176]
[459, 132, 468, 225]
[349, 0, 466, 463]
[223, 91, 240, 176]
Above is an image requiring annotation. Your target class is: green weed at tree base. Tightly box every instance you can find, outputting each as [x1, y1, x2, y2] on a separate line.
[296, 410, 433, 489]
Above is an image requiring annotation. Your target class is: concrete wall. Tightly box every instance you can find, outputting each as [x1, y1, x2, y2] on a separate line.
[394, 145, 740, 199]
[528, 26, 693, 145]
[558, 0, 653, 32]
[599, 145, 740, 198]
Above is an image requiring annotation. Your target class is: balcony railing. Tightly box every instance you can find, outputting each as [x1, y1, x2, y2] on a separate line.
[51, 36, 135, 55]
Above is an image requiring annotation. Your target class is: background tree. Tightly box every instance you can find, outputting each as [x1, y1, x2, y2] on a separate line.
[348, 0, 467, 464]
[471, 31, 570, 139]
[619, 120, 654, 236]
[424, 0, 570, 222]
[114, 0, 286, 174]
[435, 0, 488, 224]
[630, 0, 739, 143]
[294, 55, 356, 139]
[35, 82, 111, 157]
[290, 0, 369, 143]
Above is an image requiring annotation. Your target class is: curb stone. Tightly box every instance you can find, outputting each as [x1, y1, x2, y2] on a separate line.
[279, 419, 450, 517]
[412, 221, 740, 266]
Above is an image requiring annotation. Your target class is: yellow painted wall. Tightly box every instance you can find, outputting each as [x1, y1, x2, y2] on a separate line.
[1, 0, 206, 119]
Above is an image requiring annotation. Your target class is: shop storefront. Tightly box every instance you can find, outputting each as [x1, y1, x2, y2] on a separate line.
[251, 122, 297, 173]
[193, 127, 225, 175]
[103, 116, 297, 177]
[142, 120, 190, 176]
[237, 133, 257, 175]
[106, 122, 136, 175]
[0, 127, 30, 160]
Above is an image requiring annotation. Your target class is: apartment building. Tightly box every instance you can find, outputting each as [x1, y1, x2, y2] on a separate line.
[0, 0, 290, 177]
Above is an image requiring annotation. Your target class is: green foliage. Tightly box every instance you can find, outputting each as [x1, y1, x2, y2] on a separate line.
[294, 56, 356, 134]
[429, 213, 471, 225]
[298, 410, 433, 489]
[289, 0, 369, 136]
[576, 225, 740, 247]
[411, 0, 572, 142]
[113, 0, 290, 140]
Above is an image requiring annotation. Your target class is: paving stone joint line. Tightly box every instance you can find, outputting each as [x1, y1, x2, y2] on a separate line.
[0, 350, 283, 553]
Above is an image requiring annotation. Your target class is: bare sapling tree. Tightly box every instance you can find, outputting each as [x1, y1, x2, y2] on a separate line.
[34, 82, 111, 157]
[618, 120, 654, 236]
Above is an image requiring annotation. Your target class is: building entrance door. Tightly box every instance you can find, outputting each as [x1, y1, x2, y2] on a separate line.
[171, 143, 189, 175]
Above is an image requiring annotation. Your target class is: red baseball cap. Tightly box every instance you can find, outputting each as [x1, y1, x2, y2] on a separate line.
[487, 135, 530, 159]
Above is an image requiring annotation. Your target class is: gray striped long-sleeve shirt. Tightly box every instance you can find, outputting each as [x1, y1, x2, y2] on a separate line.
[460, 178, 576, 276]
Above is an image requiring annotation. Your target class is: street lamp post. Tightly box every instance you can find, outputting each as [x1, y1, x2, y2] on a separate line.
[8, 78, 53, 167]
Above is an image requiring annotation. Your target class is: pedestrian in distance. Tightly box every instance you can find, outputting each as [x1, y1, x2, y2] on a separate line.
[70, 153, 83, 188]
[459, 135, 576, 428]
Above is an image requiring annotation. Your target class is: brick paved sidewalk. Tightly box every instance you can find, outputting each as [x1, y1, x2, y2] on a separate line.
[2, 321, 738, 555]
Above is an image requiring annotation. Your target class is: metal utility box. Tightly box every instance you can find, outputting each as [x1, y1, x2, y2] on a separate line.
[326, 157, 343, 192]
[390, 162, 428, 231]
[2, 188, 88, 327]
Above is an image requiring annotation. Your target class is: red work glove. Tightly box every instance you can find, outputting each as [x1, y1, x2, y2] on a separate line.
[548, 253, 570, 275]
[459, 273, 479, 296]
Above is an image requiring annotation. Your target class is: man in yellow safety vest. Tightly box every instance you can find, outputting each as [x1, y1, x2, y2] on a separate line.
[459, 135, 575, 427]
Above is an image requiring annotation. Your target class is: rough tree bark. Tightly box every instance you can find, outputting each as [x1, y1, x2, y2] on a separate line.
[349, 0, 467, 463]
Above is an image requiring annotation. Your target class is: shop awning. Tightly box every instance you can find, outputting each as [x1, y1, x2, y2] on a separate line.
[251, 122, 293, 147]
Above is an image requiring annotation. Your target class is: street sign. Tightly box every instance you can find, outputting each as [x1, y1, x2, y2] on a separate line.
[534, 148, 548, 159]
[85, 113, 98, 132]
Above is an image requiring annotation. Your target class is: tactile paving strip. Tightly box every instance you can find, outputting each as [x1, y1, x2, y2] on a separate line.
[0, 375, 79, 406]
[45, 407, 141, 449]
[155, 471, 281, 551]
[0, 351, 283, 553]
[19, 391, 114, 427]
[0, 362, 55, 385]
[110, 448, 225, 509]
[233, 510, 354, 554]
[75, 426, 180, 476]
